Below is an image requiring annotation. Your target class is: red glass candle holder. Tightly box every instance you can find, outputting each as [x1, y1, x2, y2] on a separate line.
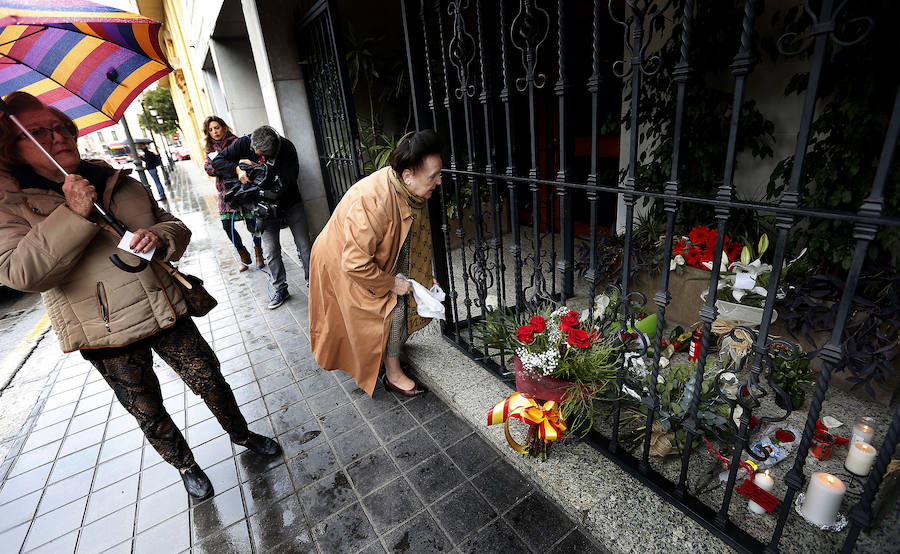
[810, 429, 834, 461]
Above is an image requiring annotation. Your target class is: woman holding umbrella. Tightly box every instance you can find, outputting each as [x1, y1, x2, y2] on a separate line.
[0, 92, 281, 500]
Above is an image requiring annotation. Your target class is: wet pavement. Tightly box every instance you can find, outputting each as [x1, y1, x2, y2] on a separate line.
[0, 163, 604, 554]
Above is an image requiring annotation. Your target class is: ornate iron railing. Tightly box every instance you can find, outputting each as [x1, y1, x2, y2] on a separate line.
[400, 1, 898, 552]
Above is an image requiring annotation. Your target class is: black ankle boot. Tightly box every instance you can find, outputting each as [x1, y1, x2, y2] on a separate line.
[180, 464, 213, 500]
[235, 432, 282, 456]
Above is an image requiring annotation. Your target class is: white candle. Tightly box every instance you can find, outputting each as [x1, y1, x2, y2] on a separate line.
[851, 416, 875, 445]
[748, 471, 775, 514]
[844, 441, 877, 476]
[801, 472, 846, 526]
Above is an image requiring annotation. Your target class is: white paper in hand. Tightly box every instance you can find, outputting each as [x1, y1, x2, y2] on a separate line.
[117, 231, 155, 261]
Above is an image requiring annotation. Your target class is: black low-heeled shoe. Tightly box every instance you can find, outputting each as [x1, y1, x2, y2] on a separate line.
[180, 464, 214, 500]
[383, 375, 428, 397]
[235, 432, 282, 456]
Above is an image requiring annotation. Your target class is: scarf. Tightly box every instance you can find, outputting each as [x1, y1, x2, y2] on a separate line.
[11, 160, 114, 197]
[390, 169, 434, 335]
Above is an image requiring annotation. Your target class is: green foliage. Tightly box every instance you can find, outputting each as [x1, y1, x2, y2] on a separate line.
[138, 87, 178, 137]
[771, 353, 814, 409]
[765, 2, 900, 273]
[621, 360, 732, 454]
[628, 2, 775, 230]
[344, 25, 411, 175]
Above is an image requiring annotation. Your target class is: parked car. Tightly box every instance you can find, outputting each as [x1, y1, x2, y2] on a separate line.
[173, 146, 191, 161]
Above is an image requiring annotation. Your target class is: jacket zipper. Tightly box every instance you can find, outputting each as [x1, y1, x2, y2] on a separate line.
[96, 282, 111, 332]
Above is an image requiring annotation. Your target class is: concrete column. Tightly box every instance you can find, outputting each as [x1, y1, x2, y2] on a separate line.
[209, 37, 268, 135]
[241, 0, 284, 134]
[240, 0, 329, 236]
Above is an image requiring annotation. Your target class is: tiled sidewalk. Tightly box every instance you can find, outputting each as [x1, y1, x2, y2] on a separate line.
[0, 164, 604, 553]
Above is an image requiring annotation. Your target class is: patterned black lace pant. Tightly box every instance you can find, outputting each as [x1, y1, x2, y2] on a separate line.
[86, 318, 249, 469]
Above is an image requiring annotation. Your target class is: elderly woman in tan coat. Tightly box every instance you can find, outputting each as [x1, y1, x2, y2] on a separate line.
[309, 130, 442, 396]
[0, 92, 280, 501]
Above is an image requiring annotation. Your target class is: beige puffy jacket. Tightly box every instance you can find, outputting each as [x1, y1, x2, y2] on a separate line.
[0, 162, 191, 353]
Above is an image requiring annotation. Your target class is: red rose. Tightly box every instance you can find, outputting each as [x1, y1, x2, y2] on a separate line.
[516, 325, 535, 344]
[529, 316, 547, 333]
[567, 328, 590, 348]
[589, 329, 602, 342]
[559, 311, 580, 333]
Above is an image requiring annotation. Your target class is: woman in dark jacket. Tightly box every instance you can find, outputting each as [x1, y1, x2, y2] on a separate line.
[203, 116, 264, 271]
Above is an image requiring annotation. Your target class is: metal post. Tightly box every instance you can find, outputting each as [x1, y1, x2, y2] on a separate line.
[120, 117, 150, 191]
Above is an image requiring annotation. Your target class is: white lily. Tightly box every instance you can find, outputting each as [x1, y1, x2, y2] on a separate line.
[727, 259, 772, 303]
[702, 251, 730, 272]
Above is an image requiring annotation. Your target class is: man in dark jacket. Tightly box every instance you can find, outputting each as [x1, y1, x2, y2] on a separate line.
[139, 144, 165, 201]
[211, 125, 311, 309]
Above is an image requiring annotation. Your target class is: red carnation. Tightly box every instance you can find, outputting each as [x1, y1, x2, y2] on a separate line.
[529, 316, 547, 333]
[567, 328, 591, 348]
[559, 311, 580, 333]
[516, 325, 535, 344]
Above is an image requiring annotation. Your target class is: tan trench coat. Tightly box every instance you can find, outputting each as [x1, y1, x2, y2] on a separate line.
[0, 163, 191, 353]
[309, 167, 414, 396]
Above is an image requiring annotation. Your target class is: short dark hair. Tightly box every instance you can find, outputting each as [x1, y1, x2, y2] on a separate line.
[389, 129, 441, 175]
[0, 91, 78, 169]
[250, 125, 280, 157]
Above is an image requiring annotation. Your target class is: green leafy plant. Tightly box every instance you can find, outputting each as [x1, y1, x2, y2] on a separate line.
[626, 2, 775, 231]
[620, 360, 732, 456]
[765, 1, 900, 274]
[771, 352, 814, 409]
[344, 25, 412, 175]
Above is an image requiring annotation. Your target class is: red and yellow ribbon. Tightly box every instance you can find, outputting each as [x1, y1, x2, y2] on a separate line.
[487, 392, 567, 453]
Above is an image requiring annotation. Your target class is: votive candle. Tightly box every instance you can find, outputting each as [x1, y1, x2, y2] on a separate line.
[851, 416, 875, 445]
[801, 472, 846, 526]
[748, 470, 774, 515]
[844, 441, 877, 476]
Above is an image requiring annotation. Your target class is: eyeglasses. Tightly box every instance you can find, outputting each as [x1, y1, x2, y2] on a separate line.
[18, 124, 76, 144]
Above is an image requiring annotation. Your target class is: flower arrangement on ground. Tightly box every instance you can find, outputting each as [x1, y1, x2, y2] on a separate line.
[476, 302, 624, 456]
[671, 225, 744, 273]
[620, 360, 733, 457]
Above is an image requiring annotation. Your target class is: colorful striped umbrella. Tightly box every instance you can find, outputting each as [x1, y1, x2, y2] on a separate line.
[0, 0, 171, 135]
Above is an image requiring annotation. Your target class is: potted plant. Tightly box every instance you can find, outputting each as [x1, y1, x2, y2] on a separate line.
[476, 302, 626, 445]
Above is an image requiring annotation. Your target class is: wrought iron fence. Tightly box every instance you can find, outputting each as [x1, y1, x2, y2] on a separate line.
[298, 0, 362, 210]
[401, 0, 899, 552]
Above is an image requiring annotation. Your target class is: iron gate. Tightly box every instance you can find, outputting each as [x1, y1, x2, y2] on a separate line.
[401, 0, 899, 552]
[298, 0, 362, 210]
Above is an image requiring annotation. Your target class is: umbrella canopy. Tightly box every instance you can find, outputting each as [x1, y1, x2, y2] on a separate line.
[0, 0, 171, 135]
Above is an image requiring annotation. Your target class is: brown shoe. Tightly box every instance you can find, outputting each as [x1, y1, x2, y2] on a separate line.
[237, 247, 251, 272]
[254, 246, 266, 268]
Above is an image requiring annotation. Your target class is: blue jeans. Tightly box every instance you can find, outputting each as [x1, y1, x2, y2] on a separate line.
[260, 202, 311, 293]
[147, 168, 165, 199]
